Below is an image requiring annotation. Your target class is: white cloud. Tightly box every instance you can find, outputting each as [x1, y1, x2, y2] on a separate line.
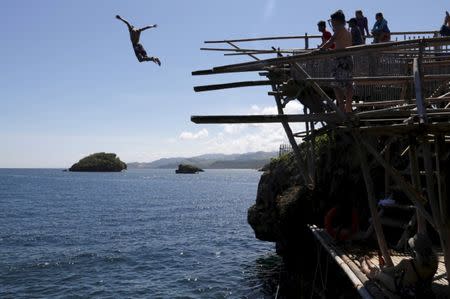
[223, 124, 248, 135]
[179, 128, 209, 140]
[192, 102, 306, 154]
[171, 101, 308, 156]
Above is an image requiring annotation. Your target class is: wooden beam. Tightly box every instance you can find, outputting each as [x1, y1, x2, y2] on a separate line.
[349, 123, 450, 135]
[307, 76, 412, 85]
[409, 141, 427, 234]
[226, 41, 260, 61]
[306, 74, 450, 85]
[359, 138, 436, 229]
[353, 97, 450, 108]
[191, 113, 342, 124]
[204, 34, 322, 44]
[270, 83, 314, 188]
[353, 133, 393, 267]
[193, 80, 275, 92]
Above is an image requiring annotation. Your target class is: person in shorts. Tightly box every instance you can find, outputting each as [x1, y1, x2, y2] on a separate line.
[116, 15, 161, 65]
[319, 10, 354, 113]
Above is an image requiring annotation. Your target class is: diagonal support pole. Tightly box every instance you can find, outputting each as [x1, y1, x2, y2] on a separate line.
[353, 132, 393, 267]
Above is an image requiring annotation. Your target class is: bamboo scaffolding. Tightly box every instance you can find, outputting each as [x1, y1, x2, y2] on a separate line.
[191, 30, 450, 294]
[204, 37, 450, 75]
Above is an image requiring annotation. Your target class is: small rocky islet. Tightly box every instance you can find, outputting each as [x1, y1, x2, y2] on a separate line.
[175, 164, 204, 174]
[69, 152, 127, 172]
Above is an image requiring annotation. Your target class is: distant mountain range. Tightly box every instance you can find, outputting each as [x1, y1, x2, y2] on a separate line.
[127, 151, 278, 170]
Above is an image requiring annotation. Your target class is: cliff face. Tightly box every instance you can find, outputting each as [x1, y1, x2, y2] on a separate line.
[248, 134, 450, 297]
[247, 134, 386, 260]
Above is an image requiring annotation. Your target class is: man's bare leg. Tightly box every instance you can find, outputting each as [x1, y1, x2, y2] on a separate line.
[334, 88, 346, 112]
[142, 56, 161, 66]
[345, 86, 353, 113]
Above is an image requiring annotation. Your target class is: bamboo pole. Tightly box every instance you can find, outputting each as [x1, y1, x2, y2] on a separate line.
[271, 82, 314, 188]
[306, 74, 450, 85]
[193, 80, 275, 92]
[353, 97, 450, 108]
[353, 133, 394, 267]
[359, 138, 436, 229]
[408, 141, 427, 234]
[309, 225, 373, 299]
[384, 143, 391, 197]
[435, 135, 448, 224]
[226, 41, 260, 61]
[304, 107, 315, 183]
[351, 123, 450, 135]
[203, 31, 438, 44]
[200, 47, 297, 53]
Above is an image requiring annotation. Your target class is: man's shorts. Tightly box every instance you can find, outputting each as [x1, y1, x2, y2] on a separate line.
[331, 56, 354, 89]
[133, 43, 148, 59]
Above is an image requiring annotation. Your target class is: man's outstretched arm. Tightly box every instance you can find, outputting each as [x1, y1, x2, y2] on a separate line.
[116, 15, 132, 30]
[139, 24, 158, 32]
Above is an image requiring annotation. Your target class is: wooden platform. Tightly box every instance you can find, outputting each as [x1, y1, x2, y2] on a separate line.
[309, 225, 449, 298]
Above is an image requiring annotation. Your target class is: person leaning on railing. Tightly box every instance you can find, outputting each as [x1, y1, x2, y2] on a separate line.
[371, 12, 391, 43]
[440, 11, 450, 37]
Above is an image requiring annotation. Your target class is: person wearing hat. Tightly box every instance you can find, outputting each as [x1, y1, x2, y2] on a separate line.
[347, 18, 363, 46]
[360, 234, 438, 296]
[319, 10, 353, 113]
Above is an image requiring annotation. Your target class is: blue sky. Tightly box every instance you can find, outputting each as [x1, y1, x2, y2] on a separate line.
[1, 0, 448, 167]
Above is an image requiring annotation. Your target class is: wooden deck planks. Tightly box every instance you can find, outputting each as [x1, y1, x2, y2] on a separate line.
[309, 225, 449, 298]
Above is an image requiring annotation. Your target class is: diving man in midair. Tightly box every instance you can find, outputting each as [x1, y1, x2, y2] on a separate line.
[116, 15, 161, 66]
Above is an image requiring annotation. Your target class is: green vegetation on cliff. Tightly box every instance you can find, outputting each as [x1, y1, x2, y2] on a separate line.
[69, 152, 127, 172]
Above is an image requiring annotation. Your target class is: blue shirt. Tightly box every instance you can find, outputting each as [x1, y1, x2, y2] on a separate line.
[372, 18, 390, 34]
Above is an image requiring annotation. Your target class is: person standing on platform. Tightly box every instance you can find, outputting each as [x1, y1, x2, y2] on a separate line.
[319, 10, 354, 113]
[355, 10, 370, 43]
[348, 18, 364, 46]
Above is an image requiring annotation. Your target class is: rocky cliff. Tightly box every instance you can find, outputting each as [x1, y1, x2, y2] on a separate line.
[247, 133, 388, 296]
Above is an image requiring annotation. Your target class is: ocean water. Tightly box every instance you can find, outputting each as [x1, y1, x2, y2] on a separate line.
[0, 169, 280, 298]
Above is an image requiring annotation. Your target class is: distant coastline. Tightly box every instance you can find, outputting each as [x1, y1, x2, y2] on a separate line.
[127, 151, 277, 170]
